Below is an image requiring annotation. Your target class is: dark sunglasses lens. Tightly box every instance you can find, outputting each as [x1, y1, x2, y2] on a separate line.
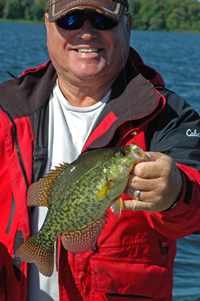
[56, 13, 84, 30]
[92, 14, 118, 30]
[56, 12, 119, 31]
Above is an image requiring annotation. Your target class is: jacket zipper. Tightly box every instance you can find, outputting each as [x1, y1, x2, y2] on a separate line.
[0, 105, 29, 190]
[10, 117, 32, 226]
[0, 105, 30, 217]
[11, 122, 29, 191]
[0, 105, 31, 282]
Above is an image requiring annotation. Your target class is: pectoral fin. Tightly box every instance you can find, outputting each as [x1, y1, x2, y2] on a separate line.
[95, 182, 114, 200]
[110, 196, 123, 218]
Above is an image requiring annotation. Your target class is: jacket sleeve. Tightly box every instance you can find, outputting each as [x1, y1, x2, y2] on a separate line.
[144, 88, 200, 239]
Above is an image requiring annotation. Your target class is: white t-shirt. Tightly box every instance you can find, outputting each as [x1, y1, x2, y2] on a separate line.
[27, 80, 110, 301]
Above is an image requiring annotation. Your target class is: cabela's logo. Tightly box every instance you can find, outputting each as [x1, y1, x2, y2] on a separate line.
[186, 129, 200, 137]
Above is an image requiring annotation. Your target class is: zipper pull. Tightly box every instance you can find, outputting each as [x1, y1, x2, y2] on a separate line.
[33, 154, 47, 162]
[131, 131, 137, 141]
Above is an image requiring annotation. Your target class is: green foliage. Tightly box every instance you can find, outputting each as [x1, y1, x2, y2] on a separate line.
[0, 0, 6, 18]
[0, 0, 200, 32]
[31, 0, 46, 21]
[128, 0, 200, 31]
[1, 0, 46, 21]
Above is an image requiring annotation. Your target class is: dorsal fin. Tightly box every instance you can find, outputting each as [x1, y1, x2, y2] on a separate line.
[27, 163, 69, 208]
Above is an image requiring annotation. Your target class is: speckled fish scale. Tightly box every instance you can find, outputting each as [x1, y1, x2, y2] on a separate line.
[16, 143, 145, 277]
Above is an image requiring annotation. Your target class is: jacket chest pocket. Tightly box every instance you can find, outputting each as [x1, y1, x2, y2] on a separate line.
[90, 257, 169, 301]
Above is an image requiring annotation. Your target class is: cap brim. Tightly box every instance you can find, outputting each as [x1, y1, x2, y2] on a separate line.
[47, 0, 126, 23]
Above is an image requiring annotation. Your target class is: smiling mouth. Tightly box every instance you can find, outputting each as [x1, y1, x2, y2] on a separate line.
[75, 49, 101, 53]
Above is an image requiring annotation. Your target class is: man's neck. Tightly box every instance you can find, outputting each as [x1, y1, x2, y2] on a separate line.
[57, 76, 114, 107]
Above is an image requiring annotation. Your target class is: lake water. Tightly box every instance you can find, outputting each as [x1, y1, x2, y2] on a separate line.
[0, 22, 200, 300]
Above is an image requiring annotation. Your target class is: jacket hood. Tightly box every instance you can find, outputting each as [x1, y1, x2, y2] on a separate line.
[129, 47, 165, 87]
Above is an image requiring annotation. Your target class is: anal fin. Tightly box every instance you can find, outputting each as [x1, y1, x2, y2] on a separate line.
[61, 211, 109, 253]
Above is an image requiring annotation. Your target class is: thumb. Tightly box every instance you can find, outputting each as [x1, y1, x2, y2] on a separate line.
[144, 151, 164, 162]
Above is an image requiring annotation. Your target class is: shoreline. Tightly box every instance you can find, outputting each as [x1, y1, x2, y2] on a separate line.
[0, 18, 199, 34]
[0, 18, 44, 25]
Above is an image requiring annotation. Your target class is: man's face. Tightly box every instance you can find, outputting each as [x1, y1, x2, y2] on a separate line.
[45, 10, 132, 88]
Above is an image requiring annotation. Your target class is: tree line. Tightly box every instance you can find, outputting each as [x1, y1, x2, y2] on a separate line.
[0, 0, 46, 21]
[129, 0, 200, 31]
[0, 0, 200, 32]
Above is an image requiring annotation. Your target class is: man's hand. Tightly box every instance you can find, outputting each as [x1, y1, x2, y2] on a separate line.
[123, 152, 183, 212]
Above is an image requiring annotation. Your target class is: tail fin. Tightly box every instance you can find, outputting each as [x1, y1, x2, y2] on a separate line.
[15, 234, 54, 277]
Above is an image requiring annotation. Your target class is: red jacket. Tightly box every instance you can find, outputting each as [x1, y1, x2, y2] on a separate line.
[0, 48, 200, 301]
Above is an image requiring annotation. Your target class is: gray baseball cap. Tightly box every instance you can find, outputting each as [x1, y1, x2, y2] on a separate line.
[47, 0, 129, 23]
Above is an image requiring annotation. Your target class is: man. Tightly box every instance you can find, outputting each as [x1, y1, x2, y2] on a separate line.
[0, 0, 200, 300]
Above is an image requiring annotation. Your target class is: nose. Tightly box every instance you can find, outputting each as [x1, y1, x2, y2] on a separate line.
[76, 20, 98, 40]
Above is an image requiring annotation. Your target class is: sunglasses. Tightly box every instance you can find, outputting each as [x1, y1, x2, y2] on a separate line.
[56, 11, 119, 31]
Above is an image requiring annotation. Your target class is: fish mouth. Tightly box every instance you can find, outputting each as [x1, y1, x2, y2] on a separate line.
[130, 144, 146, 161]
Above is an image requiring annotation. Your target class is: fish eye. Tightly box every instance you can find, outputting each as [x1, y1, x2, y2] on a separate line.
[117, 149, 127, 157]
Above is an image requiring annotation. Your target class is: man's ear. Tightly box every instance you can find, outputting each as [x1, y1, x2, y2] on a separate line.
[126, 13, 133, 37]
[45, 13, 49, 30]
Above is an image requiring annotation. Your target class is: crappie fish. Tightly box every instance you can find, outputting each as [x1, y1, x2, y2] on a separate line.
[16, 143, 145, 277]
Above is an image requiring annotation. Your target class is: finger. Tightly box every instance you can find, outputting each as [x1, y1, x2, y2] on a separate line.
[132, 162, 165, 179]
[123, 186, 150, 203]
[123, 199, 153, 212]
[132, 156, 172, 179]
[126, 175, 161, 192]
[145, 151, 166, 162]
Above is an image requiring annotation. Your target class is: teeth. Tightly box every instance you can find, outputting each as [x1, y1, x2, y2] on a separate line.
[77, 49, 99, 53]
